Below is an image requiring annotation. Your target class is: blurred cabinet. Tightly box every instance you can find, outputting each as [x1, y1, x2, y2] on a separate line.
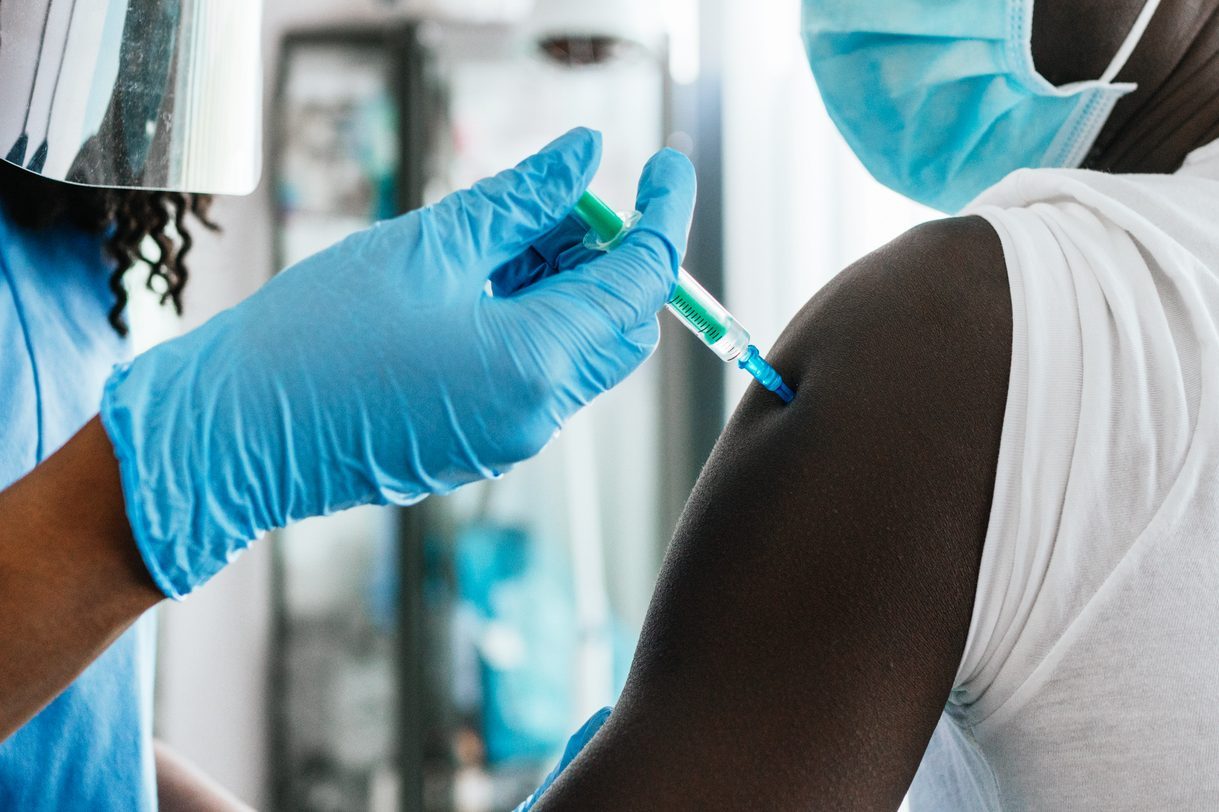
[269, 22, 675, 812]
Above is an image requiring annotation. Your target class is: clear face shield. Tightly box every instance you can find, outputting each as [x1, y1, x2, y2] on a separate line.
[0, 0, 262, 195]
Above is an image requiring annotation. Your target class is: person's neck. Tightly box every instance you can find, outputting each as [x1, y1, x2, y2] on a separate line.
[1088, 1, 1219, 173]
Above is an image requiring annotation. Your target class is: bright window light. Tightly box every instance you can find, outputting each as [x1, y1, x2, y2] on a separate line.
[664, 0, 700, 85]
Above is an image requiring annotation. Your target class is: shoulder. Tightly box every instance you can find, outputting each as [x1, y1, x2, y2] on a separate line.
[682, 214, 1014, 672]
[772, 215, 1008, 382]
[701, 212, 1014, 762]
[727, 215, 1011, 492]
[697, 213, 1013, 683]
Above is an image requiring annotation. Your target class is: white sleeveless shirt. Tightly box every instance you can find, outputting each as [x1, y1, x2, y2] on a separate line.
[908, 140, 1219, 810]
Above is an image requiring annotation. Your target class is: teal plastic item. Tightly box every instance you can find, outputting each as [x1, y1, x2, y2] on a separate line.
[573, 191, 795, 404]
[455, 524, 574, 765]
[573, 192, 628, 248]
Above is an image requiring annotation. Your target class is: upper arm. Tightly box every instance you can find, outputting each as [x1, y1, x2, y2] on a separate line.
[534, 215, 1011, 810]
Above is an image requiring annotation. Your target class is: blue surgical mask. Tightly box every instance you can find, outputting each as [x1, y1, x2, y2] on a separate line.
[802, 0, 1162, 213]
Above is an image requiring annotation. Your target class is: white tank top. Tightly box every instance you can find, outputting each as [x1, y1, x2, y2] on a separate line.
[908, 140, 1219, 810]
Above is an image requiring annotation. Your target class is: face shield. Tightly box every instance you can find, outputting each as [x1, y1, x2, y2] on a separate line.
[0, 0, 262, 195]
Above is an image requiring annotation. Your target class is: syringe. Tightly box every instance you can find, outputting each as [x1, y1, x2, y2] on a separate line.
[572, 191, 795, 404]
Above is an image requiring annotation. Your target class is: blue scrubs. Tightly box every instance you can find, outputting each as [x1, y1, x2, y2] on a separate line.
[0, 204, 157, 809]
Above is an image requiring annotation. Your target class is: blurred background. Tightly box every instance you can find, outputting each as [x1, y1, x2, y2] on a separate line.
[132, 0, 936, 809]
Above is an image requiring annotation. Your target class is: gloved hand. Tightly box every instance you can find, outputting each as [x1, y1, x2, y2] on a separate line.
[516, 707, 612, 812]
[101, 128, 696, 599]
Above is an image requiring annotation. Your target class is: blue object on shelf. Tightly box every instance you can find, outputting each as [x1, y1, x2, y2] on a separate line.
[455, 523, 577, 765]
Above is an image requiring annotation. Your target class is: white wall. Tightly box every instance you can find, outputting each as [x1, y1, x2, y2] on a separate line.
[720, 0, 937, 405]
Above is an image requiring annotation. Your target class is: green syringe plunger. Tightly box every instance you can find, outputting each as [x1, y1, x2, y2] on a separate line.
[573, 191, 795, 405]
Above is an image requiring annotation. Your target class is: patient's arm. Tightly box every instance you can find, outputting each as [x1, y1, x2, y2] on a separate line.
[534, 216, 1011, 810]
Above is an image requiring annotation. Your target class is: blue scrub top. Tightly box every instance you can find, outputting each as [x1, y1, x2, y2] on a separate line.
[0, 203, 157, 810]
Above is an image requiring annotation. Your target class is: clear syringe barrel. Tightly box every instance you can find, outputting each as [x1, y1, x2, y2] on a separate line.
[668, 268, 751, 362]
[571, 190, 795, 404]
[572, 192, 750, 361]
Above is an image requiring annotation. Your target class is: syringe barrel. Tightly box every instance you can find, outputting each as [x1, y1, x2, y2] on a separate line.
[667, 268, 751, 362]
[572, 191, 751, 363]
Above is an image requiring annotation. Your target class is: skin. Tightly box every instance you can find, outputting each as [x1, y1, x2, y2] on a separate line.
[156, 741, 256, 812]
[0, 417, 161, 738]
[535, 217, 1010, 810]
[1032, 0, 1219, 172]
[0, 0, 1216, 807]
[0, 420, 245, 807]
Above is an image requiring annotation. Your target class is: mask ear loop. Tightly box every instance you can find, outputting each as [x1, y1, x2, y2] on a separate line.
[1079, 0, 1162, 166]
[1100, 0, 1163, 84]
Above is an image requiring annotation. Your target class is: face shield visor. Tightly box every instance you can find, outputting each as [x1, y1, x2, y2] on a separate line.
[0, 0, 262, 195]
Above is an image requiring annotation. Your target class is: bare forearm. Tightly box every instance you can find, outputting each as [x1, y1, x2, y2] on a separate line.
[0, 416, 163, 740]
[156, 741, 255, 812]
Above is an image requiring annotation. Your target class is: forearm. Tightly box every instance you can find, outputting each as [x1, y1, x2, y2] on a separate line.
[0, 416, 162, 740]
[156, 741, 254, 812]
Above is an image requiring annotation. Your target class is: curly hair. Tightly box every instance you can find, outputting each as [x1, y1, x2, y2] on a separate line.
[0, 158, 218, 336]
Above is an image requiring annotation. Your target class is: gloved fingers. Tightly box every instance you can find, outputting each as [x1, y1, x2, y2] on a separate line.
[624, 314, 662, 356]
[515, 707, 613, 812]
[490, 215, 596, 297]
[557, 705, 613, 768]
[421, 128, 602, 278]
[520, 148, 696, 330]
[490, 248, 550, 298]
[499, 289, 659, 419]
[534, 214, 599, 269]
[630, 147, 698, 263]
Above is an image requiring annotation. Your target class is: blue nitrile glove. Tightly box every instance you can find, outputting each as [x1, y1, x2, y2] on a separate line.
[516, 707, 612, 812]
[101, 128, 696, 599]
